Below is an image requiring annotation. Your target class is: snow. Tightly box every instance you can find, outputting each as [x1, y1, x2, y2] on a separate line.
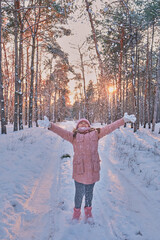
[0, 121, 160, 240]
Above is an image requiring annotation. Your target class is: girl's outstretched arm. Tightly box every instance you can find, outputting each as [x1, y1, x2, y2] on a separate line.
[98, 113, 136, 139]
[48, 122, 73, 143]
[38, 116, 73, 143]
[98, 118, 125, 139]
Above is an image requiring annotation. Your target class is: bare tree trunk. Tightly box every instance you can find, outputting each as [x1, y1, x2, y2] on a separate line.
[124, 52, 129, 127]
[35, 38, 39, 127]
[131, 38, 137, 131]
[152, 47, 160, 132]
[112, 77, 116, 122]
[54, 84, 57, 122]
[144, 29, 149, 128]
[21, 39, 24, 125]
[13, 0, 19, 132]
[0, 0, 6, 134]
[39, 51, 42, 120]
[3, 43, 9, 125]
[149, 21, 155, 128]
[133, 29, 138, 132]
[137, 46, 140, 129]
[78, 46, 88, 119]
[85, 0, 104, 76]
[117, 26, 124, 119]
[18, 6, 23, 130]
[47, 66, 52, 121]
[29, 35, 36, 128]
[9, 51, 15, 124]
[25, 46, 29, 125]
[122, 75, 125, 115]
[28, 4, 41, 128]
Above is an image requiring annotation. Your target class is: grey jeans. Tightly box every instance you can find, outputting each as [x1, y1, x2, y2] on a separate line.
[74, 181, 95, 209]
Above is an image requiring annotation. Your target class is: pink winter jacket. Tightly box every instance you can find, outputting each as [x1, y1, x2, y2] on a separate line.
[49, 118, 124, 184]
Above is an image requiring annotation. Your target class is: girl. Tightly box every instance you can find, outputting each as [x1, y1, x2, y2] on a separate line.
[38, 113, 136, 222]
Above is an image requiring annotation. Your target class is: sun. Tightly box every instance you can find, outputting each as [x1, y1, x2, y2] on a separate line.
[108, 86, 116, 93]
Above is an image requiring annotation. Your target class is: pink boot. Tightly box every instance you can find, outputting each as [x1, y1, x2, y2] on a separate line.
[72, 208, 81, 220]
[84, 206, 92, 219]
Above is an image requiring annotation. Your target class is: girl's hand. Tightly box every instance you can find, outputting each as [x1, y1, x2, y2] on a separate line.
[38, 116, 51, 128]
[123, 113, 136, 123]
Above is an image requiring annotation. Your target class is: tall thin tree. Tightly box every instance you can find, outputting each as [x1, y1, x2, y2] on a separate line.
[13, 0, 19, 131]
[18, 0, 24, 130]
[0, 0, 6, 134]
[152, 47, 160, 132]
[28, 2, 41, 128]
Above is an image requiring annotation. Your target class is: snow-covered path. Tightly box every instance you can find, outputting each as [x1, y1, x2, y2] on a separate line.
[16, 136, 62, 240]
[0, 122, 160, 240]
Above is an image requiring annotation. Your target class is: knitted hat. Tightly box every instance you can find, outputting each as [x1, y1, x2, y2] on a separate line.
[76, 118, 91, 129]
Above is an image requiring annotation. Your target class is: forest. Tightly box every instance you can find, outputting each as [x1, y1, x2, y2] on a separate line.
[0, 0, 160, 134]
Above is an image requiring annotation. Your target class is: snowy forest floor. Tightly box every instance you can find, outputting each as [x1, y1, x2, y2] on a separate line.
[0, 121, 160, 240]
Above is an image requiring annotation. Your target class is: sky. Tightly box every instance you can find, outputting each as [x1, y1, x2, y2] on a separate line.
[58, 0, 104, 104]
[58, 18, 94, 104]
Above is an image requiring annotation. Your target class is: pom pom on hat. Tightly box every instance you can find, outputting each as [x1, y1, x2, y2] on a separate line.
[76, 118, 90, 129]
